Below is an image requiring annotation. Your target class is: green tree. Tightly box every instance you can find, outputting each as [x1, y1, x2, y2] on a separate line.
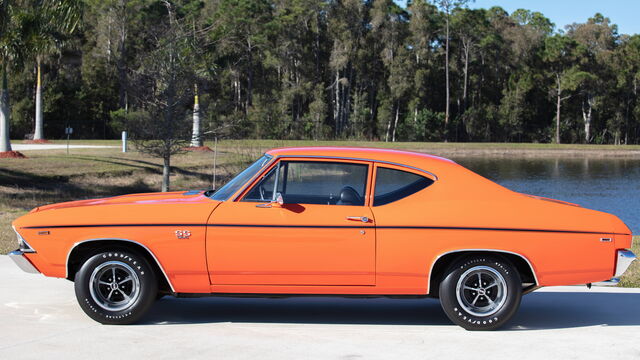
[542, 35, 591, 143]
[21, 0, 81, 140]
[433, 0, 472, 135]
[567, 14, 618, 143]
[371, 0, 410, 142]
[0, 0, 22, 151]
[210, 0, 274, 112]
[127, 0, 202, 191]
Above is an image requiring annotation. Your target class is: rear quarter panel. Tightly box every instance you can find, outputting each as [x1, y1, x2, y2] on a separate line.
[372, 160, 618, 292]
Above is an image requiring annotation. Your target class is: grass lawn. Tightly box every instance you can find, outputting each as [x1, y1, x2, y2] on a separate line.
[2, 139, 638, 288]
[1, 143, 263, 253]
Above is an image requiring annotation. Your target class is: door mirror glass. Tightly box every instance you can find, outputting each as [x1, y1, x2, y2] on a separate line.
[275, 192, 284, 205]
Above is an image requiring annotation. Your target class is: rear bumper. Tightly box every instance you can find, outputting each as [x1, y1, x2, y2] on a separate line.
[8, 250, 40, 274]
[593, 250, 636, 286]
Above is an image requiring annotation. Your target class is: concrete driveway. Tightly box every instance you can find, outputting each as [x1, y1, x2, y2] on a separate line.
[1, 256, 639, 360]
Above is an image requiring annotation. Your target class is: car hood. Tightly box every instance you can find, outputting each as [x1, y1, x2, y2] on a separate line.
[30, 191, 210, 213]
[13, 190, 222, 230]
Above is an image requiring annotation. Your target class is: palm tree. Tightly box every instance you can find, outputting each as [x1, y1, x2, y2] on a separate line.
[0, 0, 23, 152]
[23, 0, 81, 140]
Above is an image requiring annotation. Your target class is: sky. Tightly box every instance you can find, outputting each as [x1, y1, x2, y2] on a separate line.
[394, 0, 640, 35]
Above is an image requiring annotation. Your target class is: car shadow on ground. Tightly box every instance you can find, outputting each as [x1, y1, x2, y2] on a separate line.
[140, 290, 640, 330]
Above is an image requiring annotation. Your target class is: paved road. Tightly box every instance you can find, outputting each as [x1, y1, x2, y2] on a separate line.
[12, 144, 117, 151]
[1, 256, 639, 359]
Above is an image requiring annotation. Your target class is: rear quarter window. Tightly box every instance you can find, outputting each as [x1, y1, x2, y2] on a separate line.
[374, 167, 434, 206]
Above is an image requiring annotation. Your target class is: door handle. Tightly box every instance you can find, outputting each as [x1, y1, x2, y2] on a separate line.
[346, 216, 370, 223]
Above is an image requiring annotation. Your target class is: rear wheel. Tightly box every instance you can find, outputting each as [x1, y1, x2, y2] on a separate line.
[74, 250, 157, 324]
[439, 255, 522, 330]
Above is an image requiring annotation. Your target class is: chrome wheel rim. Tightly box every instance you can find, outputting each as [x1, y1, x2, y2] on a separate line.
[455, 265, 507, 317]
[89, 261, 141, 312]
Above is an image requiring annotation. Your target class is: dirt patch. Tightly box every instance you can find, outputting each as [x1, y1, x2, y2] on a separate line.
[0, 151, 27, 159]
[183, 146, 213, 152]
[23, 139, 52, 144]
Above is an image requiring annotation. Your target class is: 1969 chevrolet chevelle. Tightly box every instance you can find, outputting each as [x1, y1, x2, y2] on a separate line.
[9, 147, 637, 330]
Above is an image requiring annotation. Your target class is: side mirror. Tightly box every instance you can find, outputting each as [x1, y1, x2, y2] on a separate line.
[275, 192, 284, 206]
[255, 192, 284, 208]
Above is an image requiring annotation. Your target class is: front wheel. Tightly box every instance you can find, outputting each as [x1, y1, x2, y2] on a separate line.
[74, 250, 158, 324]
[439, 255, 522, 330]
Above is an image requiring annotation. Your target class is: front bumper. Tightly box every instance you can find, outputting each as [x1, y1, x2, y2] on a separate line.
[594, 249, 636, 286]
[8, 250, 40, 274]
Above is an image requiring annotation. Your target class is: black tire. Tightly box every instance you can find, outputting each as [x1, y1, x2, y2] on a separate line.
[74, 250, 158, 325]
[439, 255, 522, 330]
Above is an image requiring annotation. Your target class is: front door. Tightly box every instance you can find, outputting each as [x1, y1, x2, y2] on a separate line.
[206, 159, 375, 286]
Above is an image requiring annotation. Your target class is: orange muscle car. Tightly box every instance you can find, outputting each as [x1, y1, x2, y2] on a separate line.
[9, 147, 636, 330]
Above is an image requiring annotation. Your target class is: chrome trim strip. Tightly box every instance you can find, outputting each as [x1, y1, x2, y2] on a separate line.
[592, 278, 620, 286]
[8, 250, 40, 274]
[272, 155, 439, 181]
[614, 250, 636, 277]
[65, 238, 176, 293]
[428, 249, 539, 293]
[22, 223, 620, 235]
[272, 161, 281, 201]
[229, 154, 277, 202]
[13, 226, 36, 253]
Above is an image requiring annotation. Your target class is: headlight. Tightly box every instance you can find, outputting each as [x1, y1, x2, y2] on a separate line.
[13, 226, 36, 253]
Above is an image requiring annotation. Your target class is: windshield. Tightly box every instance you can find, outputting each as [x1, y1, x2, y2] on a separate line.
[210, 154, 273, 201]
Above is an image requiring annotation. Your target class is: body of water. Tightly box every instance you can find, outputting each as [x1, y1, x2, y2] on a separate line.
[455, 157, 640, 234]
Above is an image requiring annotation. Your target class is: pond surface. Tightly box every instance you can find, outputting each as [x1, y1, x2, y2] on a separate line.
[454, 157, 640, 234]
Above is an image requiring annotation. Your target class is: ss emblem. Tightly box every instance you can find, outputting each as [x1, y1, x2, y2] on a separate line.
[175, 230, 191, 239]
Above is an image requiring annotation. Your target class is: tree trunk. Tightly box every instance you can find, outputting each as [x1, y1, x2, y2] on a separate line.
[555, 74, 561, 144]
[190, 84, 202, 147]
[462, 39, 470, 114]
[117, 0, 128, 111]
[444, 14, 450, 130]
[391, 102, 399, 142]
[384, 117, 391, 142]
[0, 65, 11, 152]
[334, 70, 340, 136]
[34, 58, 44, 140]
[234, 72, 240, 112]
[384, 102, 393, 142]
[162, 155, 171, 192]
[246, 39, 253, 109]
[343, 63, 354, 136]
[117, 17, 128, 111]
[582, 96, 593, 143]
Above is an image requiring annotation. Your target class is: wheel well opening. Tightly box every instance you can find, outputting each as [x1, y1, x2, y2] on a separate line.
[428, 251, 537, 297]
[66, 240, 172, 294]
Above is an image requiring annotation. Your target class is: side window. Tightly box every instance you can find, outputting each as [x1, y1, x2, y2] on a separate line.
[243, 161, 368, 206]
[373, 167, 434, 206]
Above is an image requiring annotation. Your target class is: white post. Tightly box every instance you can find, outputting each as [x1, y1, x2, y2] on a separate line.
[122, 131, 127, 152]
[66, 127, 70, 155]
[191, 85, 202, 147]
[34, 61, 44, 140]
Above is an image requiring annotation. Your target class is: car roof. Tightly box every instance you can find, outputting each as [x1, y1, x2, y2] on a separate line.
[265, 146, 456, 170]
